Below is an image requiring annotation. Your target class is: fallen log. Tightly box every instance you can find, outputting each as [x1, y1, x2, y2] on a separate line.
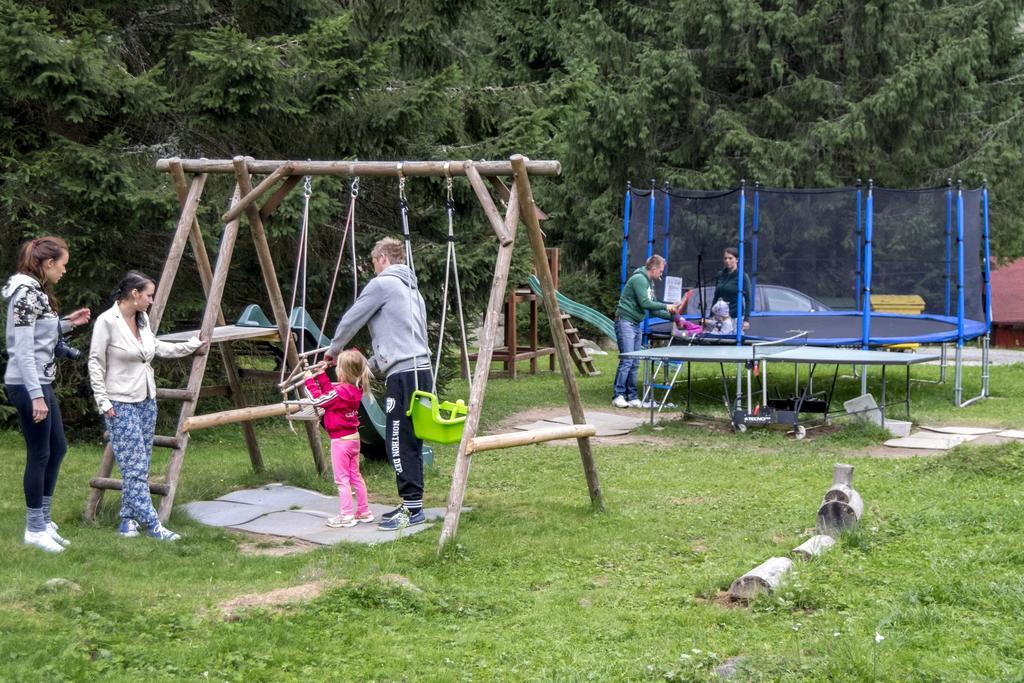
[816, 486, 864, 534]
[792, 535, 836, 559]
[729, 557, 793, 600]
[831, 463, 854, 487]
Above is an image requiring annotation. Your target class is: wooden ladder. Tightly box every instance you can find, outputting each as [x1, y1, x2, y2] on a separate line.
[84, 164, 325, 524]
[560, 313, 599, 376]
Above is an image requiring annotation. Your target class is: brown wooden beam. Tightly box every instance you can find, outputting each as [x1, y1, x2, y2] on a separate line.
[158, 157, 561, 177]
[260, 175, 302, 220]
[510, 154, 603, 510]
[222, 162, 294, 224]
[233, 157, 327, 477]
[170, 161, 264, 472]
[464, 161, 513, 245]
[150, 173, 206, 330]
[438, 185, 520, 552]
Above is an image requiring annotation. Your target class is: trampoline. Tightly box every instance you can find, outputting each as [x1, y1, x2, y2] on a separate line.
[622, 181, 993, 406]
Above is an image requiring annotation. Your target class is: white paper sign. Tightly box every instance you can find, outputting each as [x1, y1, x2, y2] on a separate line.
[663, 275, 683, 303]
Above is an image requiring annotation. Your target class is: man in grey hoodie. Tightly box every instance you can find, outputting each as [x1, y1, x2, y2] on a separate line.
[326, 237, 432, 530]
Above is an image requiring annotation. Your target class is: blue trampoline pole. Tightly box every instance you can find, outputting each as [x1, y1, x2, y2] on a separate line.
[956, 182, 965, 346]
[860, 181, 874, 394]
[642, 180, 656, 348]
[861, 182, 874, 348]
[944, 179, 953, 316]
[955, 181, 966, 405]
[982, 181, 992, 333]
[981, 180, 992, 399]
[621, 182, 632, 293]
[736, 181, 747, 347]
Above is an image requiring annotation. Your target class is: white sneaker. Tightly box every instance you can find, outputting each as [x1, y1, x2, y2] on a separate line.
[24, 528, 64, 553]
[612, 395, 628, 408]
[46, 521, 70, 547]
[627, 399, 644, 408]
[326, 515, 357, 528]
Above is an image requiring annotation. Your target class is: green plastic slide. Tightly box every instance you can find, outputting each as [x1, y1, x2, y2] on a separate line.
[525, 275, 616, 343]
[236, 304, 332, 349]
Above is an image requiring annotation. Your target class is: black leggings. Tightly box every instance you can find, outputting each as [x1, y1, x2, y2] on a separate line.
[6, 383, 67, 508]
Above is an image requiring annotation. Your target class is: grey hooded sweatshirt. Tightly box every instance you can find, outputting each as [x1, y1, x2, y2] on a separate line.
[327, 264, 430, 378]
[3, 273, 72, 398]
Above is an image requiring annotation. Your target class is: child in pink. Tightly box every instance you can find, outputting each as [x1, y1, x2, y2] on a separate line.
[304, 349, 374, 528]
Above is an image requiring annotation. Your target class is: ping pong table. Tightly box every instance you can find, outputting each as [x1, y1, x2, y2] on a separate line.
[622, 343, 939, 436]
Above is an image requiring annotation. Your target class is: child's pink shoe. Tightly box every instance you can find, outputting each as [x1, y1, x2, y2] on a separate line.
[355, 511, 375, 524]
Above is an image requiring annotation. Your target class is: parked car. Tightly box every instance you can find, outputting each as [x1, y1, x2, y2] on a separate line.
[681, 285, 832, 316]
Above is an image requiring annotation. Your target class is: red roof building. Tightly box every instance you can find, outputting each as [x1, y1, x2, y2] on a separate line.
[991, 258, 1024, 347]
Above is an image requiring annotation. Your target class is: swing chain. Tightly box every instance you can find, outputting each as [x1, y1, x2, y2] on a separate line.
[443, 161, 454, 211]
[398, 175, 407, 204]
[350, 176, 360, 198]
[303, 175, 312, 199]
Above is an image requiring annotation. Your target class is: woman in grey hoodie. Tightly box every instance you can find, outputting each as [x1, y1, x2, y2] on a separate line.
[4, 237, 90, 552]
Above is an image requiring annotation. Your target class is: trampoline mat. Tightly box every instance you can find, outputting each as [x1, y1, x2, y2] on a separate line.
[648, 313, 986, 346]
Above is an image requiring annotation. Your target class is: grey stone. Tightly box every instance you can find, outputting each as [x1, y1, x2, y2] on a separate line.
[42, 578, 81, 593]
[713, 656, 746, 680]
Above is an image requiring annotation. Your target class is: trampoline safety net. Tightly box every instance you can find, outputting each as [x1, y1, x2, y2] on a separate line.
[623, 184, 988, 334]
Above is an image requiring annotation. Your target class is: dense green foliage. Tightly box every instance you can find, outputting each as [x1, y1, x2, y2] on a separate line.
[2, 0, 1023, 423]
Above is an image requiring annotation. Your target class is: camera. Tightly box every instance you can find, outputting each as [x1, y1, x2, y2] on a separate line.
[54, 336, 82, 361]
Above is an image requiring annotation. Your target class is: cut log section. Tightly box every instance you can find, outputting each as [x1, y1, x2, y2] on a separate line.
[792, 535, 836, 559]
[816, 487, 864, 534]
[183, 403, 302, 432]
[729, 557, 794, 600]
[467, 424, 597, 455]
[831, 463, 854, 487]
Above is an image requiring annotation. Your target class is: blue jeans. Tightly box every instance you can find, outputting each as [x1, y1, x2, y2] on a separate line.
[613, 319, 643, 400]
[105, 398, 160, 527]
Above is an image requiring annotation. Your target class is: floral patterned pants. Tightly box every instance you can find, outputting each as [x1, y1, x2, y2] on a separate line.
[106, 398, 159, 527]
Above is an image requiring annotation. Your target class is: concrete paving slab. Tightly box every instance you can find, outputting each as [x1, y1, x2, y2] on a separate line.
[546, 411, 647, 431]
[512, 415, 635, 437]
[188, 482, 465, 545]
[998, 429, 1024, 440]
[218, 483, 335, 510]
[180, 500, 277, 527]
[512, 420, 559, 432]
[229, 510, 330, 537]
[884, 433, 978, 450]
[919, 425, 1000, 435]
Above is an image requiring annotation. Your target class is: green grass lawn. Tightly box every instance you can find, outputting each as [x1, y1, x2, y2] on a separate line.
[2, 349, 1023, 681]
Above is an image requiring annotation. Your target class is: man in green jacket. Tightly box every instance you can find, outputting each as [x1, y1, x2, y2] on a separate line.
[613, 255, 678, 408]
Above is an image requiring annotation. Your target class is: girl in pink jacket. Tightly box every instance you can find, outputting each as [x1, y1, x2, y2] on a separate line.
[305, 349, 374, 528]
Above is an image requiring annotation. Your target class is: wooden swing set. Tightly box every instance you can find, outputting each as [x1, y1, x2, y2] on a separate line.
[83, 154, 603, 550]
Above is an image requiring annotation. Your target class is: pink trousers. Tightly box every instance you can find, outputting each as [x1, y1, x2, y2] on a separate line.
[330, 438, 369, 517]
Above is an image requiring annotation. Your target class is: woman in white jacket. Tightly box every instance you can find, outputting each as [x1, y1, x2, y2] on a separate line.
[88, 272, 207, 540]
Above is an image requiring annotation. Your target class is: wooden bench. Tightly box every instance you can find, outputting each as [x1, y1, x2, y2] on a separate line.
[870, 294, 926, 349]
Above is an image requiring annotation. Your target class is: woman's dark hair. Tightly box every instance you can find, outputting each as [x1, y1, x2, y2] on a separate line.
[111, 271, 156, 303]
[111, 271, 156, 328]
[17, 236, 68, 311]
[723, 247, 739, 259]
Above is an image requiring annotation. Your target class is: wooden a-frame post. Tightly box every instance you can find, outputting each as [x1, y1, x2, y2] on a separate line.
[112, 155, 601, 540]
[437, 156, 603, 551]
